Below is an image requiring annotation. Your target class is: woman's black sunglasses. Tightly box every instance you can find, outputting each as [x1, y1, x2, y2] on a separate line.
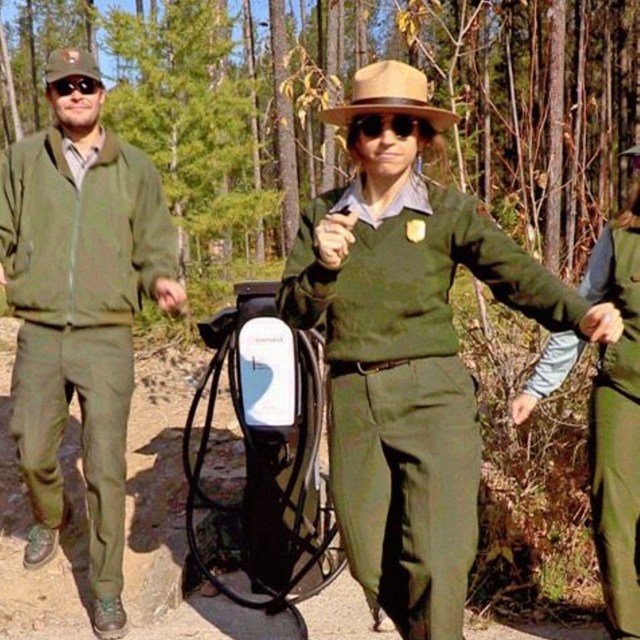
[51, 77, 101, 97]
[355, 114, 418, 139]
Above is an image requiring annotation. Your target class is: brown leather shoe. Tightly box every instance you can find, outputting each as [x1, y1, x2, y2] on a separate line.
[23, 500, 72, 570]
[23, 523, 59, 570]
[92, 596, 129, 640]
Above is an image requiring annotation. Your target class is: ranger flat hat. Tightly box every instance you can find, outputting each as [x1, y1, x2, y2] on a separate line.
[319, 60, 459, 132]
[620, 144, 640, 156]
[45, 48, 102, 84]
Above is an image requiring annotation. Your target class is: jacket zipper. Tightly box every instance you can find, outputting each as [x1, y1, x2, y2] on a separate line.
[66, 188, 82, 324]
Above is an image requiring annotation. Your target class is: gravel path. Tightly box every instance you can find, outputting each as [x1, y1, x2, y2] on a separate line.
[0, 568, 610, 640]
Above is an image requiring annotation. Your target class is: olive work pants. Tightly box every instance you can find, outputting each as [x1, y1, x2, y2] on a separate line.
[329, 355, 481, 640]
[591, 384, 640, 639]
[10, 321, 134, 598]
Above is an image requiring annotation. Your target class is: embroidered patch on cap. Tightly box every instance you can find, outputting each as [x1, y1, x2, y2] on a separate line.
[64, 49, 80, 64]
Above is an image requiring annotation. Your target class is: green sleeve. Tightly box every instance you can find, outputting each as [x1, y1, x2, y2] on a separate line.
[277, 193, 343, 329]
[451, 199, 590, 333]
[131, 156, 179, 299]
[0, 148, 17, 269]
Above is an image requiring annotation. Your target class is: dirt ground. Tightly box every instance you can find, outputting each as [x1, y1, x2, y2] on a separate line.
[0, 316, 612, 640]
[0, 315, 225, 633]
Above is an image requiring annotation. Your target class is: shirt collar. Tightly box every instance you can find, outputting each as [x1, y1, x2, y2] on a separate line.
[62, 127, 105, 156]
[329, 172, 433, 228]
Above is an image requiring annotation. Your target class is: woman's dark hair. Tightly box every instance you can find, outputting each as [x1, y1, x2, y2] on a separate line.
[614, 176, 640, 229]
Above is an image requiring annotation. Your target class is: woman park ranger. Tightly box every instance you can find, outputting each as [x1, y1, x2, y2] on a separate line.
[512, 156, 640, 640]
[276, 60, 623, 640]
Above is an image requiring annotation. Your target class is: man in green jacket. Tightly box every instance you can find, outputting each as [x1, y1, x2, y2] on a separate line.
[0, 47, 186, 640]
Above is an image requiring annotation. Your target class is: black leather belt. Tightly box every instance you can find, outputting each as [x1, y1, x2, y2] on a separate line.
[331, 358, 412, 376]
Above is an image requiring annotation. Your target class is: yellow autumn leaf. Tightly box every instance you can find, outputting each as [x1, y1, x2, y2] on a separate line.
[304, 71, 314, 91]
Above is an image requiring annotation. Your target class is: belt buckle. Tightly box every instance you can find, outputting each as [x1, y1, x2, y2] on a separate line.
[356, 361, 379, 375]
[356, 359, 410, 375]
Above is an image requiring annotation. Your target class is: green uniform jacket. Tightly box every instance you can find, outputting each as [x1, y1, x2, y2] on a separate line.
[0, 127, 178, 327]
[278, 183, 591, 363]
[600, 223, 640, 399]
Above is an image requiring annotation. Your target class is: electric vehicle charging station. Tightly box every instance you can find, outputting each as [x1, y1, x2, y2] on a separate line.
[183, 281, 346, 636]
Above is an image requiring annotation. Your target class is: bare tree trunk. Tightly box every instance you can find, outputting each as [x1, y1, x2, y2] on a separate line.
[243, 0, 266, 263]
[26, 0, 40, 132]
[635, 6, 640, 144]
[317, 0, 324, 70]
[480, 2, 491, 205]
[170, 123, 189, 284]
[136, 0, 145, 19]
[0, 24, 24, 142]
[320, 0, 339, 192]
[338, 0, 344, 76]
[298, 0, 317, 200]
[616, 7, 630, 203]
[84, 0, 98, 56]
[355, 0, 368, 68]
[544, 0, 566, 275]
[505, 19, 530, 226]
[565, 0, 587, 279]
[269, 0, 300, 253]
[598, 6, 613, 228]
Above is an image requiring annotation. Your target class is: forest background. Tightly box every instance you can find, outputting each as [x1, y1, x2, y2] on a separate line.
[1, 0, 639, 627]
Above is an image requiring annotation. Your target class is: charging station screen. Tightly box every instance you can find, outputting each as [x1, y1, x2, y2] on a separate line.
[238, 317, 297, 428]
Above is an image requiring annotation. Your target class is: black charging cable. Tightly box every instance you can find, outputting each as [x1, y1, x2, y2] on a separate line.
[183, 319, 346, 639]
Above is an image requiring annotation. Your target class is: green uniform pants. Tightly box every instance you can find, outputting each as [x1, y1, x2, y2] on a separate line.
[591, 383, 640, 639]
[329, 355, 481, 640]
[10, 321, 134, 598]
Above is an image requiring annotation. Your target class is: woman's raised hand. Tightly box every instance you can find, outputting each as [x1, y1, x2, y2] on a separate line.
[578, 302, 624, 344]
[314, 211, 359, 270]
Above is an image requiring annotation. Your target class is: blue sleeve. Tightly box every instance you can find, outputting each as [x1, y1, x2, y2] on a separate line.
[523, 227, 614, 398]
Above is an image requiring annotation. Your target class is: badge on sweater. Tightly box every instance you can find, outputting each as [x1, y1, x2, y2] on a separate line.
[406, 219, 426, 243]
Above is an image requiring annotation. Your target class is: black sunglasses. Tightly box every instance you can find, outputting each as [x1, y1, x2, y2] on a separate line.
[355, 114, 418, 139]
[51, 77, 101, 97]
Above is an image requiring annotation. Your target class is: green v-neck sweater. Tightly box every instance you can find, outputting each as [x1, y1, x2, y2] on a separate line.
[278, 183, 591, 363]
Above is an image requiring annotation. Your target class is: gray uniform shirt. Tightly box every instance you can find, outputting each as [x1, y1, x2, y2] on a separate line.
[62, 129, 104, 189]
[329, 171, 433, 226]
[523, 226, 614, 398]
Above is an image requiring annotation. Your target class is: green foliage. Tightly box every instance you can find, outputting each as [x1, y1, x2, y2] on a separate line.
[3, 0, 92, 140]
[186, 189, 282, 238]
[184, 257, 286, 324]
[131, 257, 286, 344]
[491, 192, 522, 235]
[100, 1, 279, 266]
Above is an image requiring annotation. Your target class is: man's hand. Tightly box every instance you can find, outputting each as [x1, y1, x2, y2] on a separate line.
[313, 211, 359, 270]
[578, 302, 623, 343]
[0, 262, 6, 286]
[511, 393, 539, 425]
[155, 278, 187, 314]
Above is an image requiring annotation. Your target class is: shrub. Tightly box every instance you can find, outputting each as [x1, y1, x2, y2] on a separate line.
[452, 272, 602, 621]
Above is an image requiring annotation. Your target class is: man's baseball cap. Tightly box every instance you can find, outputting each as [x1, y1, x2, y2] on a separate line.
[45, 48, 102, 84]
[620, 144, 640, 156]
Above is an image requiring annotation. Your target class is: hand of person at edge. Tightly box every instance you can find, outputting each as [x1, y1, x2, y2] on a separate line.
[314, 210, 359, 270]
[155, 277, 187, 314]
[578, 302, 623, 344]
[0, 262, 6, 286]
[510, 393, 539, 425]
